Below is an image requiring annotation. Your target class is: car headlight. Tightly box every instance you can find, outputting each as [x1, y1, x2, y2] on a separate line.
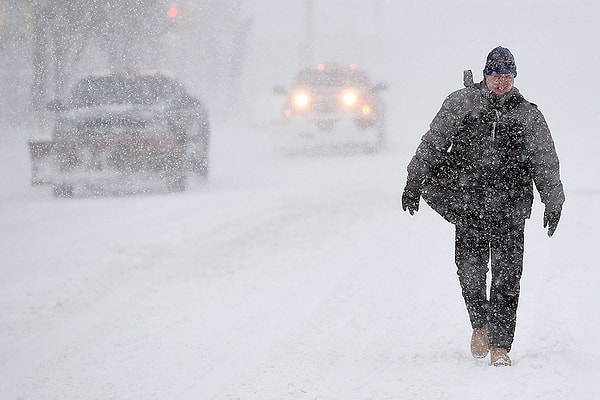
[342, 91, 357, 106]
[293, 92, 310, 108]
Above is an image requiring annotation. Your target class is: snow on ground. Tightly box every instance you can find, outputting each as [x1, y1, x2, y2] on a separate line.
[2, 1, 600, 397]
[1, 114, 599, 399]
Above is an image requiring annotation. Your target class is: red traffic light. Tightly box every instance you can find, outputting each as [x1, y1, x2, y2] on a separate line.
[167, 6, 178, 19]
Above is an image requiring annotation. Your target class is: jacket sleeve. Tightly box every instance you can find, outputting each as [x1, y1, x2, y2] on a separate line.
[406, 91, 461, 185]
[525, 107, 565, 211]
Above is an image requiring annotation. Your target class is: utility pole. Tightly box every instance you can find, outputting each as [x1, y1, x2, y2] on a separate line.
[301, 0, 314, 67]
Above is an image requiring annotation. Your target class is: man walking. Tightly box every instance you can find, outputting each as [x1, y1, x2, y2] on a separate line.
[402, 46, 565, 366]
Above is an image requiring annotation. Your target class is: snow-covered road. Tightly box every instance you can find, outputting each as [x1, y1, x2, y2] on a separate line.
[1, 122, 598, 399]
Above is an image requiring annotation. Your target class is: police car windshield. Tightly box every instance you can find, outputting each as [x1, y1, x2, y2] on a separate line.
[294, 68, 371, 88]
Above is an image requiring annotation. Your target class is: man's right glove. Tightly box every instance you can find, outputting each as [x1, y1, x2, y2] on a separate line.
[402, 181, 421, 215]
[543, 207, 562, 237]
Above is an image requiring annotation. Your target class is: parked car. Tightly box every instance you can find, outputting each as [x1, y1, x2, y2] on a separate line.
[273, 63, 387, 153]
[29, 72, 210, 197]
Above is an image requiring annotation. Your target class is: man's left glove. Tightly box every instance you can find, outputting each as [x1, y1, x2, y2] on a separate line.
[402, 180, 421, 215]
[543, 207, 562, 237]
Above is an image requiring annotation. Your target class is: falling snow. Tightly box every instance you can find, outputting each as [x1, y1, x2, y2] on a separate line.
[1, 1, 599, 399]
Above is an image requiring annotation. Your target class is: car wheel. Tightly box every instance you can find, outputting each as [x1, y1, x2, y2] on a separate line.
[369, 126, 386, 154]
[53, 183, 74, 198]
[190, 153, 209, 179]
[167, 175, 187, 193]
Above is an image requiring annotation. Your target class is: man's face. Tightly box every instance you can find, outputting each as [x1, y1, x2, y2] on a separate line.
[485, 74, 514, 95]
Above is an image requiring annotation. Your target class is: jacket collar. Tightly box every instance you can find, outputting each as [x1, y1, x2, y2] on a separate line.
[479, 82, 524, 112]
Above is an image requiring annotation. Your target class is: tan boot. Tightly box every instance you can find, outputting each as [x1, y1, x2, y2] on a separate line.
[470, 325, 489, 358]
[490, 347, 512, 366]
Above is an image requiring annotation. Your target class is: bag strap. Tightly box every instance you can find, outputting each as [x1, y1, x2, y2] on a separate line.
[463, 70, 474, 88]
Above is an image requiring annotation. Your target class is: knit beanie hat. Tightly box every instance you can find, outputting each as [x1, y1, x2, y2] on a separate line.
[483, 46, 517, 77]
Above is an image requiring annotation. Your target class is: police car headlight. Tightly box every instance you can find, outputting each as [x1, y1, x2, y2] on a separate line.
[293, 93, 310, 108]
[342, 91, 357, 106]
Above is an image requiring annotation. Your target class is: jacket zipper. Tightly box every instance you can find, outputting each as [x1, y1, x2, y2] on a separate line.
[491, 109, 501, 142]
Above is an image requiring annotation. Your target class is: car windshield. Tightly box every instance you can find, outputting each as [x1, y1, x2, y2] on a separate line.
[293, 67, 372, 88]
[69, 76, 181, 108]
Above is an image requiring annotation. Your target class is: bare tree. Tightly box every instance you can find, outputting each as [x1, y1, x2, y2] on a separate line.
[6, 0, 251, 125]
[29, 0, 164, 107]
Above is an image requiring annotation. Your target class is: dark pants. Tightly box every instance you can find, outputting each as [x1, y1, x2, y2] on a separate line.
[454, 216, 525, 352]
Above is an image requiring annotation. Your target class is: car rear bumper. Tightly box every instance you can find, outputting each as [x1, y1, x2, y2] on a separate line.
[29, 136, 185, 192]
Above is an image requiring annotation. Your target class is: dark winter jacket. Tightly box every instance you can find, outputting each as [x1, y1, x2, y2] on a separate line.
[406, 81, 565, 224]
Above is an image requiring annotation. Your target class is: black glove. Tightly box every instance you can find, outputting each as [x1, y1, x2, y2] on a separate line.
[543, 207, 561, 237]
[402, 181, 421, 215]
